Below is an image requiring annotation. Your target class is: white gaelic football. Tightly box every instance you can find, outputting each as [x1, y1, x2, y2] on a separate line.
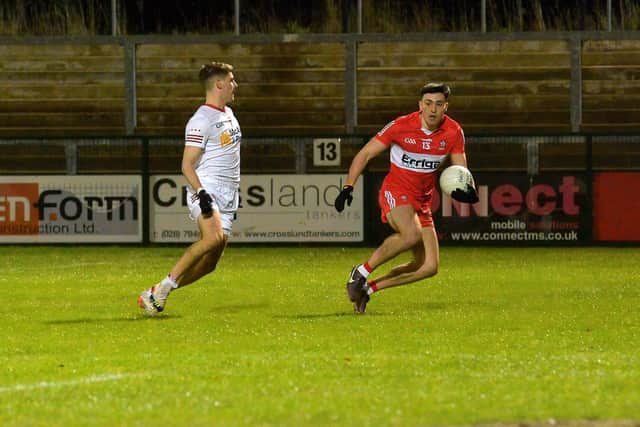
[439, 165, 475, 196]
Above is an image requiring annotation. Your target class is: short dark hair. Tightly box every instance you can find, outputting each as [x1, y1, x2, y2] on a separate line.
[199, 62, 234, 90]
[420, 83, 451, 100]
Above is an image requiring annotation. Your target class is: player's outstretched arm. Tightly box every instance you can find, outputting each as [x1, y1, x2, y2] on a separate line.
[335, 137, 388, 212]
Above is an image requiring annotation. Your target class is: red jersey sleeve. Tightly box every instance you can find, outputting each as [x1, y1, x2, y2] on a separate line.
[375, 120, 397, 146]
[450, 126, 465, 154]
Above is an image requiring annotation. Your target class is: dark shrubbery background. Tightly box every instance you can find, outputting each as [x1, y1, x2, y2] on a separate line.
[1, 0, 638, 35]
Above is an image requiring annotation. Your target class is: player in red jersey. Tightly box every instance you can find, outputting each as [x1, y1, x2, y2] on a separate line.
[334, 83, 478, 313]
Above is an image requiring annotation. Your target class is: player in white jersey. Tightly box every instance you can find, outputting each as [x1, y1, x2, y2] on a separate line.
[138, 62, 241, 315]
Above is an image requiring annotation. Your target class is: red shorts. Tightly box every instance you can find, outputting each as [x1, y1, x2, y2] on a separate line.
[378, 182, 433, 228]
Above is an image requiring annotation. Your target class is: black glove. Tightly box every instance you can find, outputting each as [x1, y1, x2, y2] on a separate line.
[197, 188, 214, 216]
[334, 185, 354, 212]
[451, 184, 479, 204]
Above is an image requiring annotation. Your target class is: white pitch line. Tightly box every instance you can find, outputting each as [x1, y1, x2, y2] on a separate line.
[0, 373, 140, 394]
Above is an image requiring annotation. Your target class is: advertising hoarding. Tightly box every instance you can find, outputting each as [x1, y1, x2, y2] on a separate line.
[0, 176, 142, 243]
[150, 174, 363, 243]
[434, 173, 588, 244]
[593, 172, 640, 241]
[367, 172, 588, 244]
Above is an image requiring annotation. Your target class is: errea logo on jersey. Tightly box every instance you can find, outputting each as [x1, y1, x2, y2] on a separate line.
[0, 183, 39, 234]
[400, 154, 441, 171]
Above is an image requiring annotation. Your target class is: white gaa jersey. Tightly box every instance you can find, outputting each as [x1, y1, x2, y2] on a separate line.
[184, 104, 241, 184]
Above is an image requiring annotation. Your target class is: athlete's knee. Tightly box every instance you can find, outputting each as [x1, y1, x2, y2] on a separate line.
[401, 229, 422, 248]
[405, 260, 421, 272]
[201, 230, 225, 252]
[416, 261, 438, 279]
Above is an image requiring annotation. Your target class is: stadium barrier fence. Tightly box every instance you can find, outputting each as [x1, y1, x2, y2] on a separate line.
[1, 135, 639, 244]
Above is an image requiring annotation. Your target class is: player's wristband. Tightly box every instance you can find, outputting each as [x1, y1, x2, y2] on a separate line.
[343, 184, 354, 190]
[196, 187, 205, 194]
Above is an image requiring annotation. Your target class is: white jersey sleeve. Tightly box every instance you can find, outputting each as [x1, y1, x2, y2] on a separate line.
[185, 115, 209, 148]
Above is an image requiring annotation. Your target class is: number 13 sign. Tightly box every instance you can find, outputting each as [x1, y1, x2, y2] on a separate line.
[313, 138, 341, 166]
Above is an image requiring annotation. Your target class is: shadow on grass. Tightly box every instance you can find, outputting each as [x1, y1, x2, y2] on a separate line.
[209, 302, 269, 313]
[43, 315, 182, 324]
[42, 304, 269, 325]
[273, 311, 390, 319]
[274, 301, 450, 319]
[408, 302, 448, 310]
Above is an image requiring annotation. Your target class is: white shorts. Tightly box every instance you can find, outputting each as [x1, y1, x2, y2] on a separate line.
[186, 180, 239, 236]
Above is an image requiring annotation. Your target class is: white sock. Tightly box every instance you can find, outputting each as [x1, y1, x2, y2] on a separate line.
[161, 275, 179, 289]
[356, 265, 370, 278]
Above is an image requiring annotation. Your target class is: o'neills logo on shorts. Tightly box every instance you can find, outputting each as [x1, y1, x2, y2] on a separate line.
[0, 183, 39, 234]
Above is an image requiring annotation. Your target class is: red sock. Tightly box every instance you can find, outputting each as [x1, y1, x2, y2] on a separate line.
[363, 261, 373, 273]
[368, 280, 379, 293]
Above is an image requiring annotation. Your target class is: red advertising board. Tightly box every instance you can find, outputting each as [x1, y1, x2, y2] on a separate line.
[593, 172, 640, 241]
[367, 172, 589, 244]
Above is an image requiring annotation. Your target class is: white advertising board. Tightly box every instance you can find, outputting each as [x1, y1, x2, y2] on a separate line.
[0, 176, 142, 243]
[150, 174, 363, 243]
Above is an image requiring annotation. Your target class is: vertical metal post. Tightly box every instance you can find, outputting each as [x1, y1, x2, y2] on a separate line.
[234, 0, 240, 35]
[65, 142, 78, 175]
[517, 0, 523, 31]
[570, 36, 582, 133]
[295, 139, 307, 174]
[111, 0, 118, 35]
[124, 40, 137, 135]
[141, 138, 150, 244]
[607, 0, 613, 31]
[585, 135, 593, 242]
[526, 140, 539, 176]
[344, 39, 358, 134]
[481, 0, 487, 32]
[357, 0, 363, 33]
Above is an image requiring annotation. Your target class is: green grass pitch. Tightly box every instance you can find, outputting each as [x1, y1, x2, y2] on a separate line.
[1, 245, 639, 427]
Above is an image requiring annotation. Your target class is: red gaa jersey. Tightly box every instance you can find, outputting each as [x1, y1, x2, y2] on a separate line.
[375, 111, 465, 196]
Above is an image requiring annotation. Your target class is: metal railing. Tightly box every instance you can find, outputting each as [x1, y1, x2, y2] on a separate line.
[2, 135, 639, 177]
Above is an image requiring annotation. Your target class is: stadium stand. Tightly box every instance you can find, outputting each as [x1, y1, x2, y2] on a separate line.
[136, 42, 346, 136]
[0, 37, 639, 139]
[582, 39, 640, 132]
[357, 40, 573, 135]
[0, 44, 126, 136]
